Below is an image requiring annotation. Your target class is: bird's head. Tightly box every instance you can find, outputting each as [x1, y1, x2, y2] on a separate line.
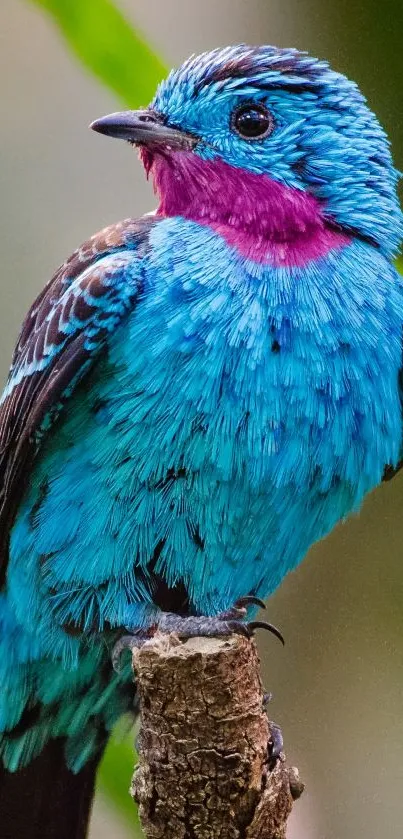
[92, 45, 402, 260]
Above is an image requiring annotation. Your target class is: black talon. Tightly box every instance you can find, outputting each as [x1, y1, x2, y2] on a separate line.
[248, 620, 285, 645]
[235, 595, 266, 610]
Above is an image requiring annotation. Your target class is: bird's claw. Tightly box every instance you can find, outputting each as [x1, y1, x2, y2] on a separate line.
[247, 620, 285, 645]
[218, 597, 284, 644]
[219, 594, 266, 620]
[267, 721, 284, 771]
[235, 595, 267, 611]
[112, 595, 284, 671]
[112, 630, 152, 672]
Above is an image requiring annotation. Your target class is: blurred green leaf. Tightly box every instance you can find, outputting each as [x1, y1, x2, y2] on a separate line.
[97, 718, 143, 834]
[28, 0, 167, 107]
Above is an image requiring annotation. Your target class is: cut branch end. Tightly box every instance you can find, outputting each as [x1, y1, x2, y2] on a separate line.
[131, 633, 303, 838]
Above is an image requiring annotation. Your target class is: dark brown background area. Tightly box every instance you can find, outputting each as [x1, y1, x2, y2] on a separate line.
[0, 2, 402, 837]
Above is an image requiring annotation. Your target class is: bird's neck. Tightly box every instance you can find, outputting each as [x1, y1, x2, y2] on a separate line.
[146, 151, 350, 267]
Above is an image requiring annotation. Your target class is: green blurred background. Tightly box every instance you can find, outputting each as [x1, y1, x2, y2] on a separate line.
[1, 1, 403, 836]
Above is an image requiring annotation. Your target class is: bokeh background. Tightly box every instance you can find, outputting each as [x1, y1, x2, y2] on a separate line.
[1, 1, 403, 837]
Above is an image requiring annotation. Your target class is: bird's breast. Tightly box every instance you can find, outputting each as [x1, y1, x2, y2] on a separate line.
[105, 219, 402, 495]
[7, 218, 403, 630]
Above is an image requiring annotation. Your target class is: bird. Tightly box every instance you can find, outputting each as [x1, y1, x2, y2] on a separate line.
[0, 43, 402, 838]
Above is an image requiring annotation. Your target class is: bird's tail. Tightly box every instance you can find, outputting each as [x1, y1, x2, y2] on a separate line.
[0, 736, 105, 839]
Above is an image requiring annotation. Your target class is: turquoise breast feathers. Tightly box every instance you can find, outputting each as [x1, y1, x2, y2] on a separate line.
[8, 218, 402, 654]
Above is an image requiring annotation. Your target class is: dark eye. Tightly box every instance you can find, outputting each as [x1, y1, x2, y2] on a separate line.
[231, 103, 274, 140]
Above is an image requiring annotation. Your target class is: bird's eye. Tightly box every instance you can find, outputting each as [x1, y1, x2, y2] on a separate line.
[231, 103, 274, 140]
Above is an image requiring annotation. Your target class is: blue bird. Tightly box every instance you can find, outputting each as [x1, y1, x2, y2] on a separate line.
[0, 44, 402, 837]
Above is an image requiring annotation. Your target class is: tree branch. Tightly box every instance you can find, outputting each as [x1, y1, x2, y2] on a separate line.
[131, 634, 303, 838]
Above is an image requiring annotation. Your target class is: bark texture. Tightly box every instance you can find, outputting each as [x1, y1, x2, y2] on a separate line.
[131, 634, 303, 838]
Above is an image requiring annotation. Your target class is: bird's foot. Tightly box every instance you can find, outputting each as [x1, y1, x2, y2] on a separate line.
[267, 720, 284, 771]
[154, 595, 284, 642]
[112, 595, 284, 671]
[262, 693, 284, 770]
[112, 629, 150, 671]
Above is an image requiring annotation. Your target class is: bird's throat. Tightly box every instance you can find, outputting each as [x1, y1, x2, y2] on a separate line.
[145, 150, 350, 267]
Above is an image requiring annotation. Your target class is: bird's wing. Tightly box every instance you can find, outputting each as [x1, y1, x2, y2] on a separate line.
[0, 216, 154, 578]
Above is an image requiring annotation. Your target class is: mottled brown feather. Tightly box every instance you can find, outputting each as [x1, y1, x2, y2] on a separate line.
[0, 216, 154, 584]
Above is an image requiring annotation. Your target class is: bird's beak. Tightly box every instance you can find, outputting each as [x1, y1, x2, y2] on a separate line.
[90, 109, 197, 151]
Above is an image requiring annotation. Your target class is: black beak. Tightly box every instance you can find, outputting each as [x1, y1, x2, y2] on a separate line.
[90, 109, 197, 151]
